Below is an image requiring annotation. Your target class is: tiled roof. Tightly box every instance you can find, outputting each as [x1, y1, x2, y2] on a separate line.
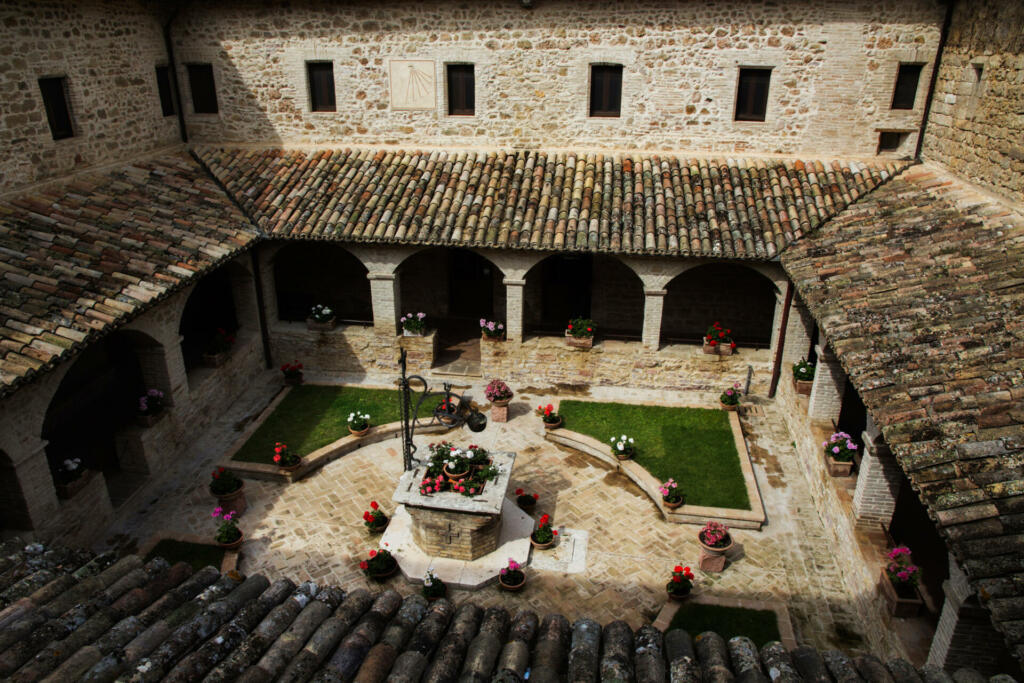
[0, 538, 1005, 682]
[0, 152, 259, 396]
[196, 147, 908, 258]
[781, 165, 1024, 662]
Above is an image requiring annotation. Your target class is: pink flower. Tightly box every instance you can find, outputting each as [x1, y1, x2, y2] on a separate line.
[832, 446, 840, 454]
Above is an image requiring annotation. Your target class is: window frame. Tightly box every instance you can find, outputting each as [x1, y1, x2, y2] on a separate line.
[890, 63, 924, 110]
[588, 63, 623, 118]
[446, 63, 476, 117]
[734, 67, 773, 122]
[186, 63, 219, 115]
[155, 65, 177, 117]
[306, 61, 337, 113]
[38, 76, 75, 140]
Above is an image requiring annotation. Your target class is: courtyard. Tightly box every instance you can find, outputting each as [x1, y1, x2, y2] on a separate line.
[97, 370, 899, 656]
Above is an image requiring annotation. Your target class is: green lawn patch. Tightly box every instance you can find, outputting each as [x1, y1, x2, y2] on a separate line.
[668, 602, 781, 646]
[145, 539, 225, 572]
[232, 385, 401, 464]
[557, 400, 750, 510]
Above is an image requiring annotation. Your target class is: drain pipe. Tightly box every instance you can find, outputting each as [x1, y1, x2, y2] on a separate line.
[915, 0, 956, 159]
[163, 8, 188, 143]
[250, 249, 273, 369]
[768, 280, 794, 398]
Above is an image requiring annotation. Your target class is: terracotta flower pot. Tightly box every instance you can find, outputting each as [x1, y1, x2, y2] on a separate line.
[443, 464, 471, 484]
[565, 331, 594, 349]
[719, 344, 735, 356]
[702, 342, 718, 355]
[663, 498, 684, 510]
[438, 413, 457, 425]
[279, 459, 302, 474]
[491, 398, 511, 408]
[698, 532, 733, 557]
[517, 496, 537, 513]
[499, 571, 526, 591]
[369, 557, 399, 581]
[543, 418, 562, 430]
[666, 583, 692, 601]
[720, 401, 739, 412]
[284, 373, 304, 386]
[879, 569, 922, 617]
[349, 425, 370, 437]
[218, 530, 244, 550]
[530, 533, 555, 550]
[482, 333, 505, 342]
[825, 454, 854, 477]
[613, 449, 633, 461]
[366, 515, 389, 535]
[793, 378, 813, 396]
[212, 482, 248, 516]
[306, 317, 336, 331]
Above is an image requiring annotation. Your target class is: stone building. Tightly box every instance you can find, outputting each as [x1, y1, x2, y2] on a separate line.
[0, 0, 1021, 676]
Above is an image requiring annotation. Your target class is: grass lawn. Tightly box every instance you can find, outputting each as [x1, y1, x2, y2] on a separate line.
[668, 602, 781, 646]
[557, 400, 750, 510]
[145, 539, 225, 572]
[232, 385, 401, 463]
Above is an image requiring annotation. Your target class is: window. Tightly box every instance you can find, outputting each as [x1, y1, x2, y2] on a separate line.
[186, 63, 218, 114]
[307, 62, 336, 112]
[891, 63, 924, 110]
[38, 76, 74, 140]
[155, 66, 176, 117]
[589, 64, 622, 118]
[877, 131, 909, 153]
[447, 64, 475, 116]
[734, 68, 771, 122]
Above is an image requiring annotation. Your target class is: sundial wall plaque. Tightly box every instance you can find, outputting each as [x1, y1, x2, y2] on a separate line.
[389, 59, 436, 110]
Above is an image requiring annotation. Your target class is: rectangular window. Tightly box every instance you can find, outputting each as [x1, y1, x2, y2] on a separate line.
[446, 64, 475, 116]
[186, 63, 218, 114]
[877, 131, 908, 153]
[734, 68, 771, 121]
[307, 62, 336, 112]
[891, 63, 924, 110]
[38, 76, 74, 140]
[589, 64, 622, 118]
[155, 65, 176, 117]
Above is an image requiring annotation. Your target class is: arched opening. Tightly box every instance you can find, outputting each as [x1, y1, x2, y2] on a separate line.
[661, 264, 777, 347]
[179, 268, 239, 373]
[397, 248, 505, 368]
[273, 244, 372, 323]
[0, 450, 33, 532]
[41, 330, 159, 505]
[523, 254, 643, 339]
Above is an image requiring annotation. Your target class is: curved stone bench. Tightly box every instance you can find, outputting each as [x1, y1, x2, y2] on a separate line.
[543, 410, 766, 530]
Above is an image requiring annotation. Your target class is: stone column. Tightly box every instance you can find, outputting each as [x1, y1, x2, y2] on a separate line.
[3, 442, 60, 533]
[808, 340, 846, 422]
[782, 299, 816, 364]
[504, 278, 526, 342]
[852, 418, 903, 527]
[641, 289, 666, 350]
[927, 556, 1007, 675]
[368, 272, 399, 335]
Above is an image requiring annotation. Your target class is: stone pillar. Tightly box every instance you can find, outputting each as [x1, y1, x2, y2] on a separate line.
[808, 340, 846, 422]
[641, 289, 666, 350]
[852, 420, 903, 527]
[368, 272, 399, 335]
[504, 278, 525, 342]
[927, 556, 1008, 675]
[2, 443, 60, 533]
[782, 299, 816, 365]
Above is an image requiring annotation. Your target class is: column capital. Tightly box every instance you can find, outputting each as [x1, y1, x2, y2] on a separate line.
[367, 272, 396, 281]
[643, 289, 667, 297]
[503, 278, 526, 287]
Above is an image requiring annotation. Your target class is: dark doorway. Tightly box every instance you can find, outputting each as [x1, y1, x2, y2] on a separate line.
[525, 255, 592, 336]
[888, 476, 949, 610]
[837, 381, 868, 448]
[274, 244, 372, 323]
[449, 250, 494, 319]
[661, 264, 776, 347]
[179, 269, 239, 373]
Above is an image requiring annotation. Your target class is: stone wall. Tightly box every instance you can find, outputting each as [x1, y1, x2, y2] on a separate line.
[171, 0, 943, 157]
[922, 0, 1024, 203]
[0, 0, 180, 194]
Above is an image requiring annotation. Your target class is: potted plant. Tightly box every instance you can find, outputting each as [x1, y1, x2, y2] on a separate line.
[485, 379, 513, 407]
[609, 434, 636, 461]
[719, 382, 741, 411]
[135, 389, 166, 427]
[823, 431, 857, 477]
[307, 304, 335, 331]
[565, 317, 596, 349]
[666, 565, 696, 601]
[54, 458, 93, 500]
[359, 546, 398, 581]
[792, 358, 815, 395]
[362, 500, 389, 534]
[515, 488, 539, 512]
[697, 521, 732, 556]
[703, 322, 737, 355]
[422, 568, 447, 601]
[212, 507, 243, 549]
[530, 513, 558, 549]
[441, 449, 472, 483]
[209, 467, 247, 514]
[348, 412, 371, 437]
[880, 546, 923, 617]
[536, 404, 562, 429]
[281, 361, 304, 386]
[436, 398, 458, 425]
[400, 312, 427, 336]
[202, 328, 235, 367]
[480, 318, 506, 341]
[659, 478, 685, 510]
[498, 558, 525, 591]
[273, 441, 302, 473]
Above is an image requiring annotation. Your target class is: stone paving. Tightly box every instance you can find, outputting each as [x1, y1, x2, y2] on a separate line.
[97, 371, 887, 652]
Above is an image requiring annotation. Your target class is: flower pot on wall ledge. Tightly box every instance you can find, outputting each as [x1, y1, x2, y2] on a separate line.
[720, 402, 739, 412]
[825, 454, 854, 477]
[306, 317, 336, 332]
[879, 570, 922, 617]
[202, 351, 230, 368]
[703, 342, 734, 356]
[793, 378, 813, 396]
[56, 469, 97, 500]
[564, 332, 593, 349]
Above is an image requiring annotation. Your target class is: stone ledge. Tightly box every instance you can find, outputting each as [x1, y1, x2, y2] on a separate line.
[543, 410, 766, 530]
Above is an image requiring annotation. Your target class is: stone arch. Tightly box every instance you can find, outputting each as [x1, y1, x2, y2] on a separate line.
[178, 267, 241, 374]
[396, 247, 506, 327]
[523, 253, 644, 339]
[272, 242, 372, 323]
[661, 263, 777, 347]
[0, 449, 32, 531]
